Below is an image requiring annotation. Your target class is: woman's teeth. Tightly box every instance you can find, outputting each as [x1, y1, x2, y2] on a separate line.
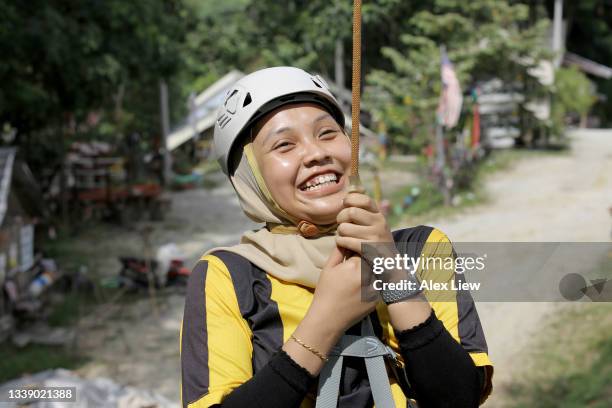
[301, 173, 338, 191]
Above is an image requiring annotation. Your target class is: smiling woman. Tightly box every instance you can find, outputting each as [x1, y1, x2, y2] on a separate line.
[179, 67, 493, 408]
[251, 103, 350, 225]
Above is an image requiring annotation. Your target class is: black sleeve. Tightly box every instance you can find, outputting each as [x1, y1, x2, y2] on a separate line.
[395, 310, 485, 408]
[213, 350, 315, 408]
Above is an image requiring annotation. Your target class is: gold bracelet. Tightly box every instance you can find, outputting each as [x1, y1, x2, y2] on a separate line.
[290, 334, 329, 362]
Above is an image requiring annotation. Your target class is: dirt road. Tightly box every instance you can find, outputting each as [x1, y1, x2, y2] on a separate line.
[430, 128, 612, 407]
[75, 129, 611, 406]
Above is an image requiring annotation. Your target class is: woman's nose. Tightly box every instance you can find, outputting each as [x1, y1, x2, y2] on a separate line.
[302, 140, 331, 167]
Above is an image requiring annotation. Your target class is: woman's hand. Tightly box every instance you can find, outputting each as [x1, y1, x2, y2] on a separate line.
[309, 245, 379, 331]
[336, 191, 394, 255]
[335, 191, 432, 332]
[284, 245, 378, 375]
[285, 192, 397, 375]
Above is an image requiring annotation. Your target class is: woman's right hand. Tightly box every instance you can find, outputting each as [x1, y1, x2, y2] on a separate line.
[309, 245, 379, 333]
[283, 246, 379, 375]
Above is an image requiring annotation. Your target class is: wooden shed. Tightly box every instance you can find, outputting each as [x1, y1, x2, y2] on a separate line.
[0, 148, 46, 341]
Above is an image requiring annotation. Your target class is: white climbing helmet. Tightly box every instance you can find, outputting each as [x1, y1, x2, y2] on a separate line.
[213, 66, 345, 175]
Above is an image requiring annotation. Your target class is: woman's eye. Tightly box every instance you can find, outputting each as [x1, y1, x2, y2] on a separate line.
[273, 141, 292, 151]
[319, 129, 338, 139]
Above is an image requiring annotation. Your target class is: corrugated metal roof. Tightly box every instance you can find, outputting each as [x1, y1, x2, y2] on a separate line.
[168, 71, 245, 151]
[168, 70, 378, 151]
[563, 52, 612, 79]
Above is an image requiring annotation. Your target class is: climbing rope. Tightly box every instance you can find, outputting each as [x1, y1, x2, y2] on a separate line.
[316, 3, 404, 407]
[349, 0, 362, 190]
[350, 0, 362, 179]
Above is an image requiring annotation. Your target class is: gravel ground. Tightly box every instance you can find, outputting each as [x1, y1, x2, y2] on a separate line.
[74, 174, 258, 405]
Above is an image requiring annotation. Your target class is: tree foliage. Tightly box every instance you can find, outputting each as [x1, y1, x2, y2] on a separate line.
[365, 0, 550, 151]
[179, 0, 424, 89]
[553, 66, 597, 127]
[2, 0, 601, 177]
[562, 0, 612, 125]
[0, 0, 189, 172]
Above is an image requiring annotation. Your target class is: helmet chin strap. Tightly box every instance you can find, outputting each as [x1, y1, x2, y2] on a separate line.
[266, 221, 337, 238]
[297, 220, 334, 237]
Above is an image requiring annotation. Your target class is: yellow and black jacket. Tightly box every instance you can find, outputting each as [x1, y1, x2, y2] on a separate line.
[180, 225, 493, 407]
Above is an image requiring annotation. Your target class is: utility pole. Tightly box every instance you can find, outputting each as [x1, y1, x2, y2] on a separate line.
[552, 0, 564, 68]
[335, 39, 345, 88]
[436, 45, 451, 206]
[435, 117, 451, 206]
[159, 80, 172, 186]
[335, 38, 346, 111]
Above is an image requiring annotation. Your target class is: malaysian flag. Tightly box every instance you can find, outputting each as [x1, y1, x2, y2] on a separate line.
[437, 46, 463, 128]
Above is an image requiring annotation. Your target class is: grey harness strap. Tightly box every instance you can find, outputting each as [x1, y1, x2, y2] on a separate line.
[315, 318, 397, 408]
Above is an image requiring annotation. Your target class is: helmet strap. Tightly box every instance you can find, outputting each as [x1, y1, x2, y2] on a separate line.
[267, 221, 337, 238]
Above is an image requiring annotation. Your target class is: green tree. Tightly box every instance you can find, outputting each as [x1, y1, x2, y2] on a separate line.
[561, 0, 612, 126]
[0, 0, 189, 175]
[179, 0, 433, 92]
[179, 0, 257, 92]
[365, 0, 550, 152]
[553, 66, 597, 128]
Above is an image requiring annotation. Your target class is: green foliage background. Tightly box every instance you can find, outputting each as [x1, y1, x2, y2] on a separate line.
[0, 0, 608, 175]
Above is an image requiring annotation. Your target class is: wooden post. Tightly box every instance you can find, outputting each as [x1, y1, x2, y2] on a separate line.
[335, 39, 345, 90]
[435, 118, 451, 206]
[159, 80, 172, 186]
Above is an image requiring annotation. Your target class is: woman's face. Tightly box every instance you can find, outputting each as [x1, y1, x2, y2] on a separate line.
[252, 102, 351, 225]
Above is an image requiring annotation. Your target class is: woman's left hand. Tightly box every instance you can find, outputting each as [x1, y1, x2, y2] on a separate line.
[337, 192, 432, 332]
[336, 191, 394, 255]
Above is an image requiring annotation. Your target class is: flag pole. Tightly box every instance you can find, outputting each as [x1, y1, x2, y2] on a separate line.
[436, 45, 451, 206]
[435, 115, 451, 206]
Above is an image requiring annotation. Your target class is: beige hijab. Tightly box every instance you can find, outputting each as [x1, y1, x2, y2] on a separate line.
[205, 142, 338, 288]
